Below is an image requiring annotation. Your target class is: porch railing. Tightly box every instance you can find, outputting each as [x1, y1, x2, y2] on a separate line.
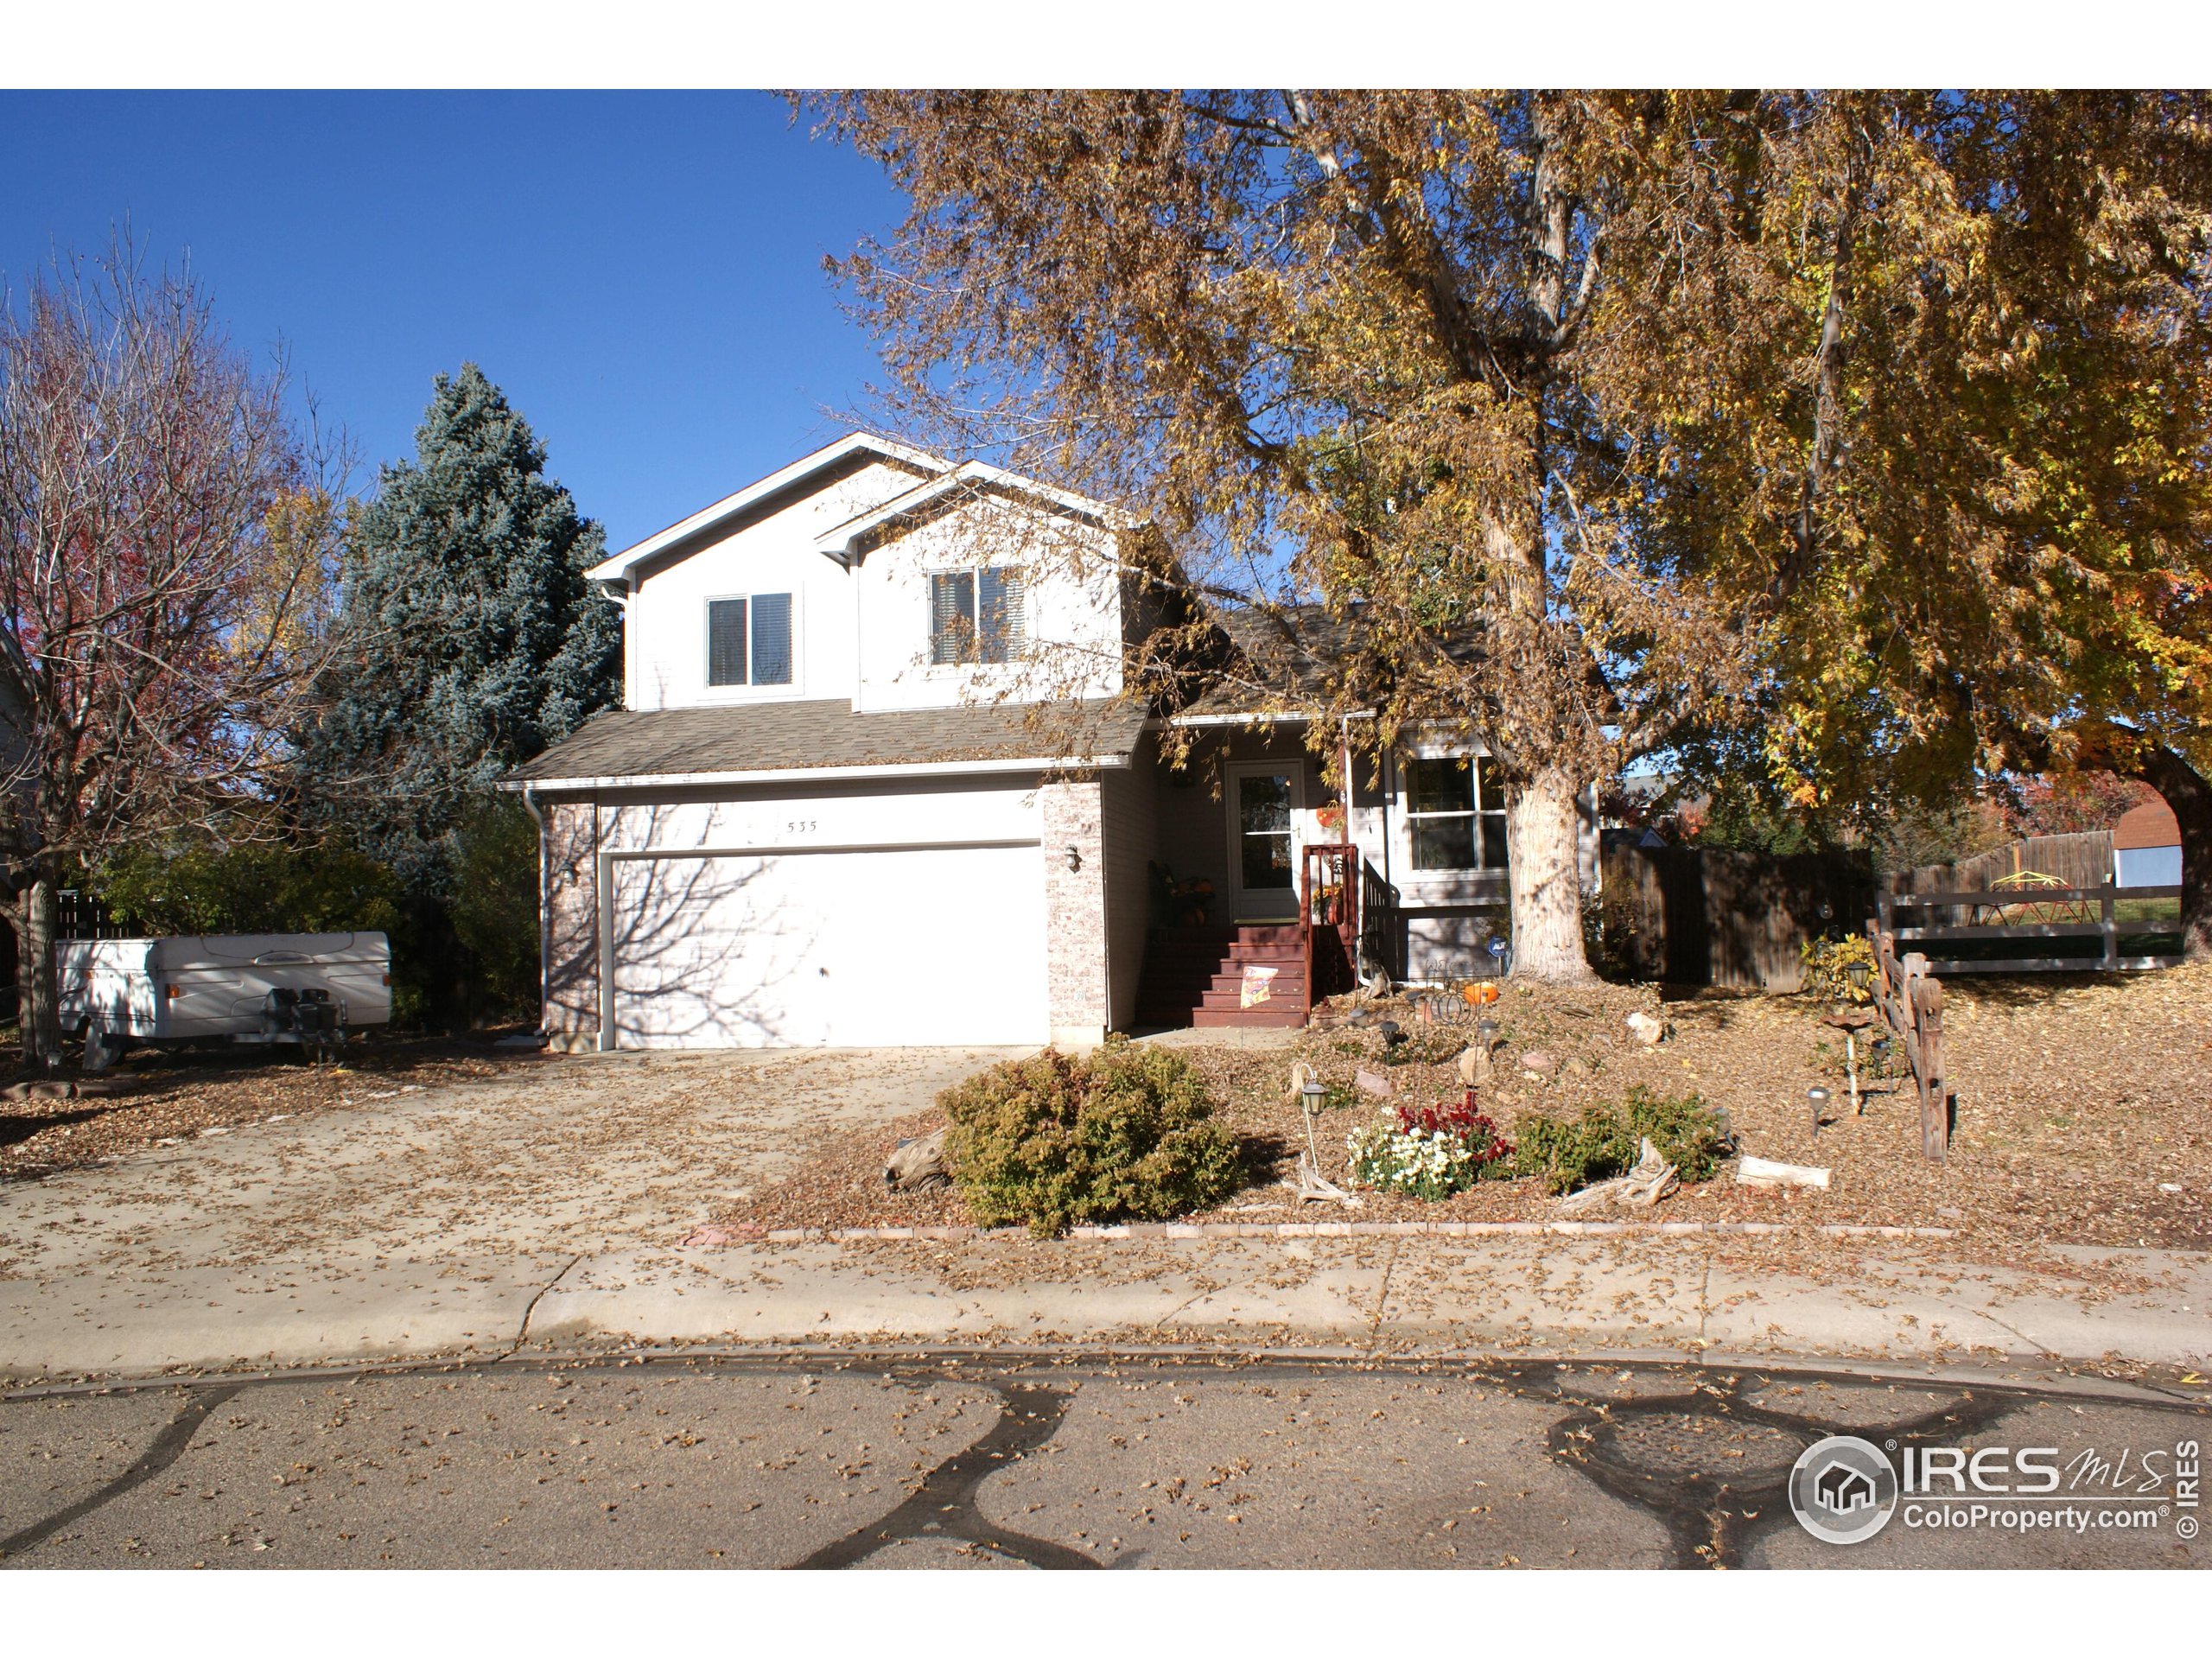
[1300, 843, 1360, 1022]
[1358, 859, 1400, 983]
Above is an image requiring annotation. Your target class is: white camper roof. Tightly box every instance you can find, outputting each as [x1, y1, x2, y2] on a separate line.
[115, 933, 391, 972]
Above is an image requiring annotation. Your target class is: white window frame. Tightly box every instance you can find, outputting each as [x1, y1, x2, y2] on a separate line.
[700, 588, 804, 701]
[926, 564, 1027, 670]
[1403, 748, 1509, 874]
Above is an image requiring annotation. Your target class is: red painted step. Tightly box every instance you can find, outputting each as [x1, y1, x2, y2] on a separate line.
[1135, 923, 1311, 1029]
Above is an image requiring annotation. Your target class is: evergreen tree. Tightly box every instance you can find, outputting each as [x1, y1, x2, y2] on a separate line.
[308, 364, 618, 898]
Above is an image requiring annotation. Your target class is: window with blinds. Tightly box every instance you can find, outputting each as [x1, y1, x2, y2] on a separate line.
[706, 592, 792, 688]
[707, 597, 748, 687]
[931, 567, 1024, 664]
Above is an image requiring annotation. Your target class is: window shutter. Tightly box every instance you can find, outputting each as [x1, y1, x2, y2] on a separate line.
[750, 592, 792, 685]
[707, 597, 748, 687]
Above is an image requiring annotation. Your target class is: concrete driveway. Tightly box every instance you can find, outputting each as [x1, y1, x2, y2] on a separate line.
[0, 1047, 1023, 1378]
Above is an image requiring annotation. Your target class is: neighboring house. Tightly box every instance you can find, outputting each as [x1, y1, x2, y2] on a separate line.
[2113, 798, 2183, 888]
[503, 433, 1594, 1051]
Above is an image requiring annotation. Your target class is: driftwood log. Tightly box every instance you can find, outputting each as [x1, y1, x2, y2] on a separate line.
[1554, 1136, 1680, 1216]
[883, 1128, 950, 1192]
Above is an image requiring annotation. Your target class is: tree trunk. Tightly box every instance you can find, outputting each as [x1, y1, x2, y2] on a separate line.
[12, 874, 63, 1071]
[1506, 766, 1597, 982]
[2121, 740, 2212, 962]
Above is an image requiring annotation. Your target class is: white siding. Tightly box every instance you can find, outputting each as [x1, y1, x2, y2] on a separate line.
[620, 459, 1123, 717]
[622, 458, 918, 711]
[852, 492, 1123, 713]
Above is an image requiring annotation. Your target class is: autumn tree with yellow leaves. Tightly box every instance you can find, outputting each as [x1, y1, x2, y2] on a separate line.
[817, 91, 2212, 975]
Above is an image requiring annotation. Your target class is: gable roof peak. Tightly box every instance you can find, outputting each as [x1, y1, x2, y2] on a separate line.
[585, 430, 951, 584]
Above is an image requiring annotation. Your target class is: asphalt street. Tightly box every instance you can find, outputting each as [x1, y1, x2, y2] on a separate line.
[2, 1355, 2204, 1570]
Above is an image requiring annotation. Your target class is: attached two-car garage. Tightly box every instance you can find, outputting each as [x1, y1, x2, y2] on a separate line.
[604, 839, 1049, 1049]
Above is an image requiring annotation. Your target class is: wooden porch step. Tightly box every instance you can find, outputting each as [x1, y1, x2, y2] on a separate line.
[1145, 938, 1305, 961]
[1190, 1005, 1306, 1028]
[1148, 925, 1305, 946]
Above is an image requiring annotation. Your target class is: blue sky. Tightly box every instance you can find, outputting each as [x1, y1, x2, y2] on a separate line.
[2, 92, 903, 550]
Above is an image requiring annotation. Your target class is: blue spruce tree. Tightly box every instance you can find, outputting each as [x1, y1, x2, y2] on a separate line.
[307, 365, 617, 1018]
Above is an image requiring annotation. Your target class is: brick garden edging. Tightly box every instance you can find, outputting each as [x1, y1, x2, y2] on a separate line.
[682, 1220, 1958, 1246]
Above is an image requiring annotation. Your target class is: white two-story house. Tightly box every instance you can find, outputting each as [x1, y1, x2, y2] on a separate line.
[504, 433, 1595, 1051]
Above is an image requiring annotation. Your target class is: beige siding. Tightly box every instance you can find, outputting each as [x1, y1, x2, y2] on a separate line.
[543, 797, 600, 1050]
[1041, 777, 1109, 1044]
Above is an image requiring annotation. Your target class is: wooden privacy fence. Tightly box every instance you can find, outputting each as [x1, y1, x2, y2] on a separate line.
[1599, 846, 1877, 990]
[1889, 830, 2114, 903]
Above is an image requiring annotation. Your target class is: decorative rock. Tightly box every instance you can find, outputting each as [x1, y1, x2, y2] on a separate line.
[1354, 1067, 1395, 1097]
[1517, 1048, 1557, 1077]
[1735, 1155, 1831, 1191]
[1562, 1057, 1591, 1078]
[1457, 1046, 1484, 1087]
[1624, 1012, 1666, 1046]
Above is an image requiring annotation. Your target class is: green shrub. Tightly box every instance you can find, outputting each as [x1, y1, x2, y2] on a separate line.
[1621, 1085, 1732, 1182]
[449, 796, 542, 1017]
[1511, 1106, 1639, 1195]
[1512, 1085, 1732, 1194]
[941, 1041, 1246, 1236]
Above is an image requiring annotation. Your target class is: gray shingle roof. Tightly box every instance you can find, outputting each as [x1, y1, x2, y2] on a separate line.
[505, 698, 1147, 786]
[1173, 604, 1484, 720]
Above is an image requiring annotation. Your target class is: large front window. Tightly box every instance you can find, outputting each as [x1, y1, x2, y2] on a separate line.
[706, 593, 793, 688]
[1408, 755, 1509, 871]
[931, 567, 1025, 664]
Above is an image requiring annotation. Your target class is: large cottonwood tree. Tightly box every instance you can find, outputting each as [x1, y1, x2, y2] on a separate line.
[817, 91, 2212, 978]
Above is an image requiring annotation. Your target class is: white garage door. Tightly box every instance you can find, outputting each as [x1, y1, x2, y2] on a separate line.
[608, 842, 1047, 1048]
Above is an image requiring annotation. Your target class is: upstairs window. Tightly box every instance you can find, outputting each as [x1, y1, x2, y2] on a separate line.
[1407, 754, 1510, 871]
[706, 593, 793, 688]
[931, 567, 1026, 665]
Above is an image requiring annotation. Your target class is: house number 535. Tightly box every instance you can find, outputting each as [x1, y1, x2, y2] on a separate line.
[785, 819, 818, 834]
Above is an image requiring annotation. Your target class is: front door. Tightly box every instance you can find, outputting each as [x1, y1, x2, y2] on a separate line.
[1224, 762, 1304, 922]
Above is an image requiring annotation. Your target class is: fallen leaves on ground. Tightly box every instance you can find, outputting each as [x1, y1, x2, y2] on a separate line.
[725, 962, 2212, 1251]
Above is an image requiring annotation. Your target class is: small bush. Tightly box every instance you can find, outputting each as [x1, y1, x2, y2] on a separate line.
[1801, 933, 1875, 1004]
[1511, 1107, 1639, 1195]
[941, 1041, 1245, 1236]
[1621, 1085, 1732, 1182]
[1346, 1095, 1515, 1201]
[1512, 1086, 1732, 1194]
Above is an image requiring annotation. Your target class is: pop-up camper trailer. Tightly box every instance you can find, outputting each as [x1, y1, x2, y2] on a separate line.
[56, 932, 392, 1068]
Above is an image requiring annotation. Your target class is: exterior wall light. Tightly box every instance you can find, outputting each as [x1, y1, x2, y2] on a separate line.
[1064, 846, 1083, 873]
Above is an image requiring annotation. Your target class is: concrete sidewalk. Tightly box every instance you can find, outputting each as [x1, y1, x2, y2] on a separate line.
[7, 1230, 2209, 1383]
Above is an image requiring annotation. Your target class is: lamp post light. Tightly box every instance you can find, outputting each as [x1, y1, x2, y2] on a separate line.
[1808, 1085, 1831, 1138]
[1300, 1077, 1328, 1166]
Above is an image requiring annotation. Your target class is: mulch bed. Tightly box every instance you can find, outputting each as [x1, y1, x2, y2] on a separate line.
[0, 1032, 546, 1182]
[721, 963, 2212, 1250]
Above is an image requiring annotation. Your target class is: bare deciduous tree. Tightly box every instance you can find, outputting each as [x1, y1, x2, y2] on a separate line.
[0, 250, 344, 1065]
